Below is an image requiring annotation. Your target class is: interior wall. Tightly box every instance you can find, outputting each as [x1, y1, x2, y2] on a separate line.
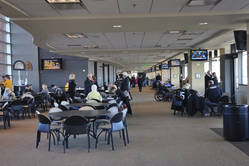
[97, 62, 103, 87]
[39, 48, 88, 90]
[189, 61, 205, 93]
[11, 22, 40, 92]
[88, 61, 94, 75]
[170, 67, 180, 88]
[161, 69, 170, 83]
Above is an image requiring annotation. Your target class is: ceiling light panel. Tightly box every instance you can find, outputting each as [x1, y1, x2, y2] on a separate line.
[46, 0, 81, 4]
[186, 0, 222, 6]
[65, 33, 86, 38]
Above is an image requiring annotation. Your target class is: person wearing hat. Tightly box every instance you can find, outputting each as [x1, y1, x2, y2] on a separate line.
[120, 72, 130, 92]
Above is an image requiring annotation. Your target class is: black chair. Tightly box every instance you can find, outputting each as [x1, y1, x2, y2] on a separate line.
[217, 95, 229, 118]
[10, 100, 24, 119]
[230, 94, 236, 105]
[173, 95, 184, 116]
[0, 102, 11, 129]
[58, 104, 69, 111]
[63, 115, 91, 153]
[36, 113, 62, 151]
[23, 98, 35, 118]
[34, 96, 43, 112]
[106, 103, 118, 111]
[95, 112, 126, 150]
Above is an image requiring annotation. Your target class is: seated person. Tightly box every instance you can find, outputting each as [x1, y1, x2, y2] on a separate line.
[204, 80, 223, 116]
[38, 84, 51, 104]
[50, 84, 66, 105]
[110, 86, 132, 115]
[158, 81, 166, 92]
[2, 88, 16, 100]
[86, 85, 103, 102]
[104, 82, 108, 91]
[107, 83, 117, 92]
[23, 84, 36, 96]
[182, 83, 191, 107]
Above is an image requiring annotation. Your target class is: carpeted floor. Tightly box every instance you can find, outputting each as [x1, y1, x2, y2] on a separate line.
[1, 87, 249, 166]
[210, 128, 249, 157]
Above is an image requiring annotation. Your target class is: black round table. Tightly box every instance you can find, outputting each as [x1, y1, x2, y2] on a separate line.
[49, 110, 110, 118]
[66, 102, 110, 110]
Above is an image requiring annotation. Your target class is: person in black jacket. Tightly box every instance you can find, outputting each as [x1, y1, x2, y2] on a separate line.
[204, 70, 212, 90]
[68, 74, 77, 100]
[84, 73, 93, 96]
[111, 87, 132, 115]
[120, 72, 130, 92]
[204, 80, 223, 116]
[156, 73, 161, 81]
[212, 72, 218, 86]
[137, 75, 143, 92]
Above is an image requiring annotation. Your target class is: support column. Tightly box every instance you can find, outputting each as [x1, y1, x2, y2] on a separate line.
[247, 23, 249, 104]
[171, 67, 180, 88]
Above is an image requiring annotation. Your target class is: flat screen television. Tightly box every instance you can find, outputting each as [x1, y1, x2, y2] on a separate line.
[234, 30, 247, 50]
[161, 63, 169, 69]
[156, 65, 160, 71]
[151, 68, 155, 72]
[41, 58, 62, 70]
[190, 50, 208, 61]
[169, 59, 181, 67]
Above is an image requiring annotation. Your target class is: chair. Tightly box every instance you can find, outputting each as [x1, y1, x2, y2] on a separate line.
[10, 100, 24, 119]
[172, 95, 184, 116]
[36, 113, 62, 151]
[79, 105, 95, 111]
[34, 96, 43, 112]
[95, 112, 126, 150]
[63, 115, 91, 153]
[108, 100, 117, 104]
[22, 98, 35, 118]
[73, 98, 82, 103]
[230, 94, 236, 104]
[0, 102, 11, 129]
[217, 95, 229, 118]
[61, 101, 69, 106]
[122, 108, 129, 143]
[86, 99, 99, 103]
[58, 104, 69, 111]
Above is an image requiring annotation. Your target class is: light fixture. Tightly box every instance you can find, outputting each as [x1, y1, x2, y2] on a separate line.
[84, 45, 99, 49]
[186, 0, 222, 6]
[199, 22, 208, 25]
[46, 0, 81, 3]
[65, 33, 86, 38]
[113, 25, 122, 28]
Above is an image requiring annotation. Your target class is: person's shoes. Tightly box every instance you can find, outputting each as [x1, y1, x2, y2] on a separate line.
[204, 113, 210, 117]
[216, 112, 220, 116]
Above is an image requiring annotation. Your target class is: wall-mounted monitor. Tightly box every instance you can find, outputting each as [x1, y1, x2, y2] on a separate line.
[161, 63, 169, 69]
[156, 65, 160, 71]
[41, 58, 62, 70]
[190, 50, 208, 61]
[169, 59, 181, 67]
[151, 67, 155, 72]
[234, 30, 247, 51]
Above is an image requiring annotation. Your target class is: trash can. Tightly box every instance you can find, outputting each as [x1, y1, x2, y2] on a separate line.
[223, 105, 248, 141]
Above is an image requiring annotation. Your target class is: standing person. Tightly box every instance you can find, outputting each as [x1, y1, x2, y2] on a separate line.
[131, 75, 135, 88]
[68, 74, 77, 100]
[156, 73, 161, 81]
[84, 73, 93, 97]
[92, 75, 99, 90]
[120, 72, 129, 92]
[205, 70, 212, 90]
[212, 72, 218, 86]
[138, 75, 143, 92]
[0, 76, 6, 95]
[111, 87, 132, 115]
[104, 82, 108, 90]
[65, 81, 69, 94]
[4, 75, 12, 91]
[142, 75, 146, 87]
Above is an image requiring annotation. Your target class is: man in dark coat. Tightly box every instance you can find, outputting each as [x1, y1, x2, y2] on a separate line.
[111, 87, 132, 115]
[204, 70, 212, 90]
[156, 73, 161, 81]
[120, 72, 130, 92]
[84, 73, 93, 96]
[137, 75, 143, 92]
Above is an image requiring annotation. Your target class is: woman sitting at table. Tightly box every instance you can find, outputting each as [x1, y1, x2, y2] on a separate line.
[86, 85, 102, 102]
[2, 88, 16, 100]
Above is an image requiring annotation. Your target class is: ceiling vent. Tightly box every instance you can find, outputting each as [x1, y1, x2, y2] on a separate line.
[46, 0, 86, 10]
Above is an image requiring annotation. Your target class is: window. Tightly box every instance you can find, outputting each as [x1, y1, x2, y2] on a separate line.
[242, 51, 247, 84]
[0, 14, 11, 77]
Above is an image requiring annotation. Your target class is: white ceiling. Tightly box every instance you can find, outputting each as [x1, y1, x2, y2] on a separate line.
[0, 0, 249, 71]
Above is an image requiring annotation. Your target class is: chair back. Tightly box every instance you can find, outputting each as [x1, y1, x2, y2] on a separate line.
[86, 99, 98, 103]
[174, 95, 183, 107]
[73, 98, 82, 103]
[49, 107, 63, 121]
[58, 104, 69, 111]
[108, 100, 117, 104]
[106, 103, 118, 110]
[63, 115, 90, 135]
[34, 96, 42, 104]
[110, 112, 124, 131]
[2, 102, 9, 111]
[79, 105, 95, 110]
[27, 98, 35, 107]
[107, 106, 119, 118]
[230, 94, 235, 104]
[11, 100, 23, 110]
[218, 95, 229, 102]
[37, 114, 51, 133]
[61, 101, 69, 106]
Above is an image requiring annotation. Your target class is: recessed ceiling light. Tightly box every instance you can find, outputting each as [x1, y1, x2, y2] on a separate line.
[199, 22, 208, 25]
[186, 0, 221, 6]
[113, 25, 122, 28]
[47, 0, 81, 3]
[65, 33, 86, 38]
[84, 45, 99, 49]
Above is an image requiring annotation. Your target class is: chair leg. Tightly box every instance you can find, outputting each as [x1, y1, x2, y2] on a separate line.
[125, 126, 130, 143]
[87, 132, 90, 153]
[122, 129, 126, 146]
[110, 132, 114, 150]
[48, 133, 51, 151]
[36, 131, 41, 148]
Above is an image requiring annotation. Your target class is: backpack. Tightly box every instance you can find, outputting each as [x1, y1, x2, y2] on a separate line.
[55, 88, 63, 97]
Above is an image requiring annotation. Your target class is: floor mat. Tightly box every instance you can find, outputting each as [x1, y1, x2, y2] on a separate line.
[210, 128, 249, 156]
